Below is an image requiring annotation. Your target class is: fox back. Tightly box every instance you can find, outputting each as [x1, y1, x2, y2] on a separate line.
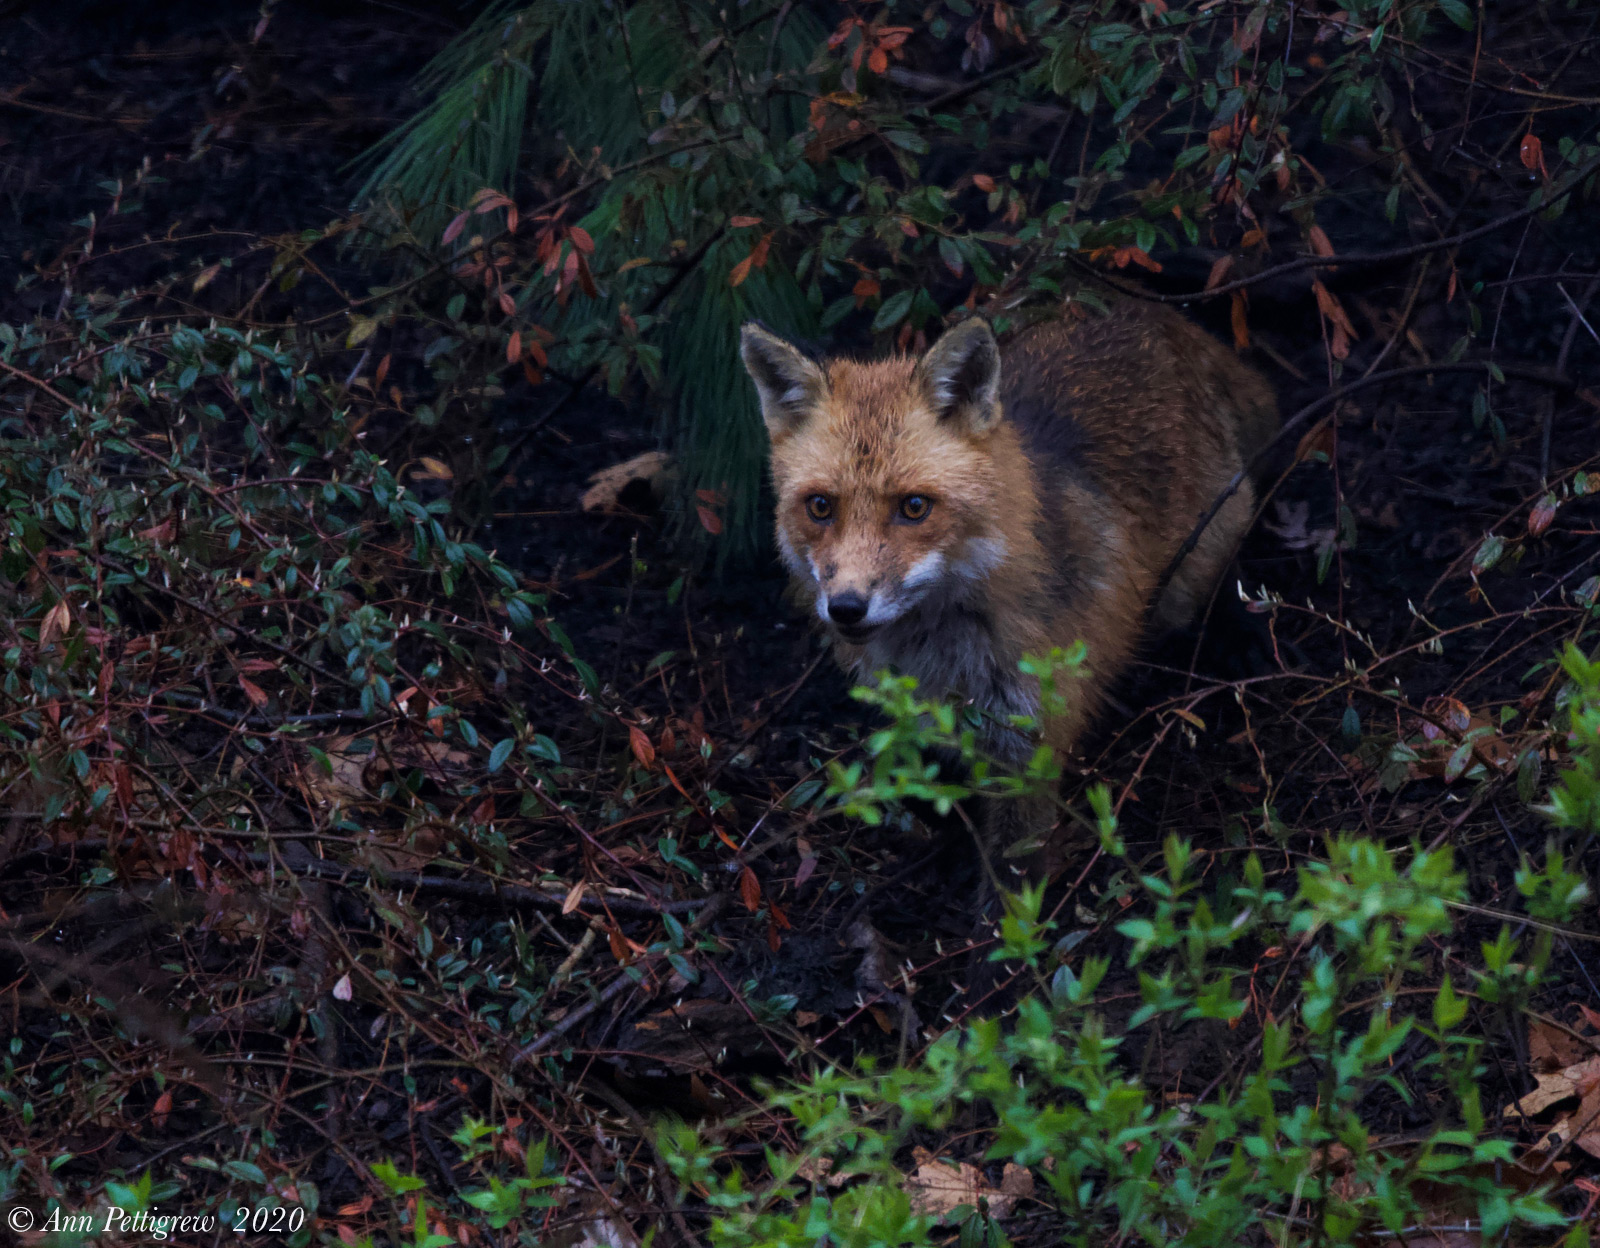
[741, 302, 1277, 764]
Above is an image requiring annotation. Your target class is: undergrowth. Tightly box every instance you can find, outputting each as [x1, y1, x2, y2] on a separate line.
[653, 651, 1599, 1247]
[354, 0, 1600, 563]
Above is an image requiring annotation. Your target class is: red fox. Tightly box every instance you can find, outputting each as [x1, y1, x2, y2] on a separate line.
[741, 301, 1278, 862]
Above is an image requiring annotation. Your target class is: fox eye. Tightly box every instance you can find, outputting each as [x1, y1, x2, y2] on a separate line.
[898, 495, 931, 523]
[805, 495, 833, 523]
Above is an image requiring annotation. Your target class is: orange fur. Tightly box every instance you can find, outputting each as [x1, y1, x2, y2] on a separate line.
[741, 301, 1278, 856]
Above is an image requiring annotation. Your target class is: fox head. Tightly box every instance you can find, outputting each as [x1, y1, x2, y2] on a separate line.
[740, 318, 1015, 643]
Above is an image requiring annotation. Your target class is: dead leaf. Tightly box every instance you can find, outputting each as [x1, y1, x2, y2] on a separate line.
[739, 865, 761, 912]
[906, 1148, 1028, 1222]
[39, 598, 71, 646]
[628, 724, 656, 768]
[1205, 254, 1234, 291]
[580, 450, 673, 513]
[1308, 223, 1336, 265]
[238, 676, 269, 708]
[562, 880, 587, 914]
[1529, 1019, 1589, 1070]
[1312, 280, 1358, 359]
[416, 456, 453, 481]
[796, 1156, 849, 1188]
[332, 973, 353, 1001]
[151, 1089, 172, 1129]
[1230, 289, 1250, 349]
[1528, 494, 1559, 537]
[1509, 1056, 1600, 1118]
[1520, 132, 1548, 179]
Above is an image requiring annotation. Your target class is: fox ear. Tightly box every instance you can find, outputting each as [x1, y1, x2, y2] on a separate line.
[916, 317, 1001, 435]
[740, 324, 828, 439]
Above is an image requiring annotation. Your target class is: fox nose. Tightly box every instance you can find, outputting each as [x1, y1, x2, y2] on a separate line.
[827, 592, 869, 627]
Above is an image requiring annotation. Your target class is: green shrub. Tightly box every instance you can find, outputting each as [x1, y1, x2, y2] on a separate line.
[658, 652, 1595, 1247]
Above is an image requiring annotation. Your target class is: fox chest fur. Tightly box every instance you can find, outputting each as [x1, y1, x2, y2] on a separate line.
[742, 302, 1278, 767]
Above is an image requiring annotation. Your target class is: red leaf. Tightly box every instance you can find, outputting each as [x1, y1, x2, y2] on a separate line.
[1528, 494, 1558, 537]
[696, 504, 723, 535]
[868, 47, 888, 75]
[441, 211, 470, 246]
[1230, 290, 1250, 349]
[567, 226, 595, 254]
[152, 1089, 172, 1129]
[576, 253, 599, 299]
[972, 173, 996, 192]
[628, 724, 656, 768]
[1205, 254, 1235, 291]
[1520, 132, 1544, 173]
[498, 289, 516, 317]
[1308, 224, 1336, 270]
[239, 676, 269, 708]
[739, 866, 761, 912]
[506, 330, 522, 364]
[730, 215, 763, 227]
[522, 358, 544, 386]
[729, 254, 754, 288]
[1115, 245, 1162, 273]
[375, 352, 391, 388]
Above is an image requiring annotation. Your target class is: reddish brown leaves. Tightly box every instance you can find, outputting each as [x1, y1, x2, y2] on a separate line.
[1308, 223, 1336, 271]
[1205, 254, 1235, 292]
[695, 487, 726, 536]
[1520, 131, 1548, 179]
[829, 16, 913, 76]
[1230, 290, 1250, 349]
[739, 865, 761, 912]
[628, 724, 656, 768]
[1312, 280, 1358, 359]
[1528, 494, 1559, 536]
[729, 232, 773, 288]
[1090, 244, 1162, 272]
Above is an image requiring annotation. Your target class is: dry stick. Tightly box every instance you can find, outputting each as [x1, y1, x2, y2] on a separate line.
[1124, 152, 1600, 305]
[1152, 359, 1585, 606]
[239, 850, 706, 917]
[513, 891, 728, 1063]
[1545, 273, 1600, 482]
[580, 1079, 703, 1248]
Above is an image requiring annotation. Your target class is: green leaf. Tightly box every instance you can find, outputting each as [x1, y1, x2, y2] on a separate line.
[872, 289, 915, 332]
[1432, 975, 1467, 1029]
